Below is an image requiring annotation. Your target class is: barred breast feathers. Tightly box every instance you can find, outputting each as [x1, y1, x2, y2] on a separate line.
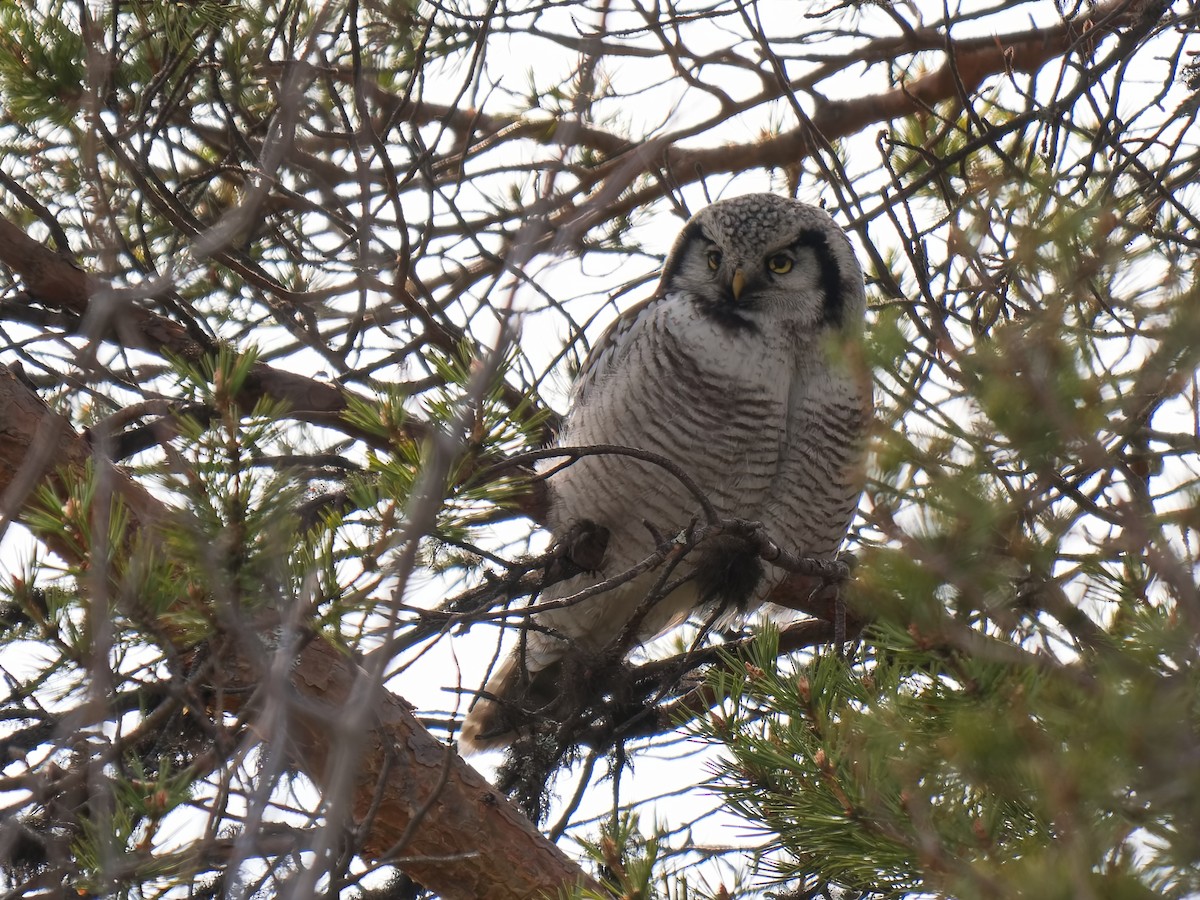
[459, 194, 871, 753]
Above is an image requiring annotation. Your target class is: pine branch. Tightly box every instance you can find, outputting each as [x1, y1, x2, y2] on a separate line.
[0, 363, 601, 900]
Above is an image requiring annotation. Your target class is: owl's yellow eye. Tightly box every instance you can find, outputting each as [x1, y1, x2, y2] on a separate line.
[706, 248, 722, 270]
[767, 254, 793, 274]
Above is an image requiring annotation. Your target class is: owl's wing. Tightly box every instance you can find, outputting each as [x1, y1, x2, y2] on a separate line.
[572, 293, 667, 406]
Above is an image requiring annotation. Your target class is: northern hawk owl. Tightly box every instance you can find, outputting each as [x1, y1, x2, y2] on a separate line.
[461, 193, 871, 752]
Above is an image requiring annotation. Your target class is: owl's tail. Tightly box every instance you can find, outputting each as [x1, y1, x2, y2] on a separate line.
[458, 651, 522, 754]
[460, 628, 571, 753]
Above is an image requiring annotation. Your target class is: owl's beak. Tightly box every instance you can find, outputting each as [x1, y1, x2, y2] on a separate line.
[730, 268, 746, 301]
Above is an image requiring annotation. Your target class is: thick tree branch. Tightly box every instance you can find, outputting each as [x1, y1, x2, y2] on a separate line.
[0, 363, 600, 900]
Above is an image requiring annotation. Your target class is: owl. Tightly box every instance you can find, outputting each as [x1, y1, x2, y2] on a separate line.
[460, 193, 871, 752]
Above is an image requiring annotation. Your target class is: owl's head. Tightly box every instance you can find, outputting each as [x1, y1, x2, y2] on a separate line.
[657, 194, 866, 333]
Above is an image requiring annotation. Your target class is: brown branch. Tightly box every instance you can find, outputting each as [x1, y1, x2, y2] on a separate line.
[0, 214, 412, 451]
[0, 365, 164, 530]
[0, 364, 601, 900]
[807, 0, 1153, 139]
[0, 218, 94, 310]
[410, 0, 1166, 288]
[177, 0, 1163, 297]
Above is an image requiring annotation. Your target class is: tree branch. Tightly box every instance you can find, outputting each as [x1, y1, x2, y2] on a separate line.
[0, 215, 414, 451]
[0, 363, 601, 900]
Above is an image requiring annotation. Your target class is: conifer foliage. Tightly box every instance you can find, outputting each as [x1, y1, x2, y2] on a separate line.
[0, 2, 1197, 898]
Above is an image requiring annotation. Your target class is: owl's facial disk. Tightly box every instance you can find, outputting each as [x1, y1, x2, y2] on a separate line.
[701, 241, 799, 302]
[681, 231, 824, 331]
[656, 195, 864, 332]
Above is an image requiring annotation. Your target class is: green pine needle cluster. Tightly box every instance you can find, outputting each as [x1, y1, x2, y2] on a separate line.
[699, 616, 1200, 899]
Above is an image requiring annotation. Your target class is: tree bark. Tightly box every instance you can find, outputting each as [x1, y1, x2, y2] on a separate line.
[0, 364, 601, 900]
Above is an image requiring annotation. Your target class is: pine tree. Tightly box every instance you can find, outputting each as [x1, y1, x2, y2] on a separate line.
[0, 2, 1196, 898]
